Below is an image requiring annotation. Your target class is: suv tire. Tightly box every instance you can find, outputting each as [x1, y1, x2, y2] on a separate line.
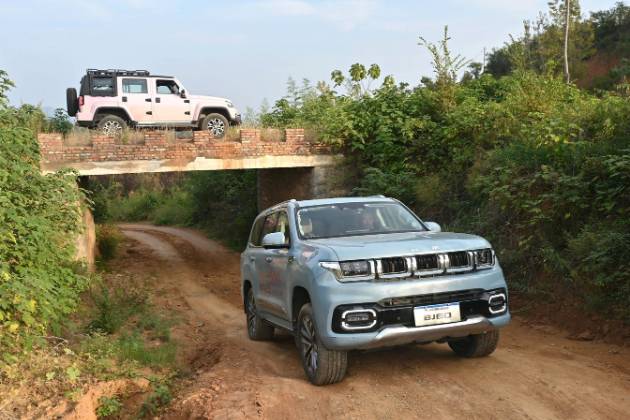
[297, 303, 347, 385]
[66, 88, 78, 117]
[97, 115, 127, 137]
[201, 113, 228, 139]
[246, 288, 274, 341]
[448, 330, 499, 358]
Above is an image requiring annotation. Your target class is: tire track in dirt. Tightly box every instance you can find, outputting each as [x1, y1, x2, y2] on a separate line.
[119, 224, 630, 420]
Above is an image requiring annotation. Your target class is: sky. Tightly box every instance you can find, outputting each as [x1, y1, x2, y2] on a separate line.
[0, 0, 621, 115]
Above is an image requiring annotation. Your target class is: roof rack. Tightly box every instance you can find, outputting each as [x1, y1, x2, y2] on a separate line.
[86, 69, 150, 77]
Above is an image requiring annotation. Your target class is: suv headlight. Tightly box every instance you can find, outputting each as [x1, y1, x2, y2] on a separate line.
[474, 248, 495, 269]
[320, 260, 375, 282]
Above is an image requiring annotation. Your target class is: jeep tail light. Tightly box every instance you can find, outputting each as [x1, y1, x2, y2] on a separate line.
[78, 95, 84, 107]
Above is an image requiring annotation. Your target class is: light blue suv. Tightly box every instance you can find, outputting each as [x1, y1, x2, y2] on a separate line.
[240, 196, 510, 385]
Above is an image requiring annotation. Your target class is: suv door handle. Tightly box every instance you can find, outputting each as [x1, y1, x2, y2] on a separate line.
[265, 257, 272, 263]
[184, 99, 190, 103]
[145, 98, 152, 102]
[155, 97, 161, 103]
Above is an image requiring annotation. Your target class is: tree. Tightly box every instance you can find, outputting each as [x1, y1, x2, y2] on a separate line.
[564, 0, 571, 82]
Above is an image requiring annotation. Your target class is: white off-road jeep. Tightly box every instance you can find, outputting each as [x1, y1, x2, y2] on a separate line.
[67, 69, 240, 138]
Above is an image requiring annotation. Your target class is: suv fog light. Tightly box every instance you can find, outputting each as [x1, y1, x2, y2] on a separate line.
[488, 293, 507, 314]
[341, 309, 377, 331]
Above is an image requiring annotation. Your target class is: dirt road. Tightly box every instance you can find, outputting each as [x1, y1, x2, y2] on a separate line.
[118, 224, 630, 420]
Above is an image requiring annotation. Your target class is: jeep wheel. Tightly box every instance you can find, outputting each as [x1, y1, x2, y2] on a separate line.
[66, 88, 78, 117]
[97, 115, 127, 138]
[448, 330, 500, 358]
[297, 303, 347, 385]
[202, 113, 228, 139]
[246, 288, 274, 341]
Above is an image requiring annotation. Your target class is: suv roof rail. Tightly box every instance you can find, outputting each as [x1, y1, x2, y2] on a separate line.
[86, 68, 150, 77]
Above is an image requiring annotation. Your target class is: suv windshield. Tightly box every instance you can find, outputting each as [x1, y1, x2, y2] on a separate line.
[296, 202, 426, 239]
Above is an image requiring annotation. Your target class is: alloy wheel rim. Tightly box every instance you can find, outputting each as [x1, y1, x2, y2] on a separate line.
[300, 315, 318, 375]
[101, 120, 123, 137]
[207, 118, 225, 136]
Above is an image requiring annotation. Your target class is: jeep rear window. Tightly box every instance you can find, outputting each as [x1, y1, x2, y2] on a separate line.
[91, 77, 114, 96]
[296, 202, 426, 239]
[122, 78, 148, 94]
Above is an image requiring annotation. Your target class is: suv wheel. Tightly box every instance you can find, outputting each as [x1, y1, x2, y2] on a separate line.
[97, 115, 127, 137]
[246, 288, 274, 341]
[448, 330, 499, 357]
[297, 303, 347, 385]
[202, 113, 228, 139]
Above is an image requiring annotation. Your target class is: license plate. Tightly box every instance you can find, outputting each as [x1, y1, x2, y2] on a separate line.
[413, 303, 461, 327]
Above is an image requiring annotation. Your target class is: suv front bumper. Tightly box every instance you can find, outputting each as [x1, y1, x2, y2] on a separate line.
[311, 266, 511, 351]
[323, 312, 510, 350]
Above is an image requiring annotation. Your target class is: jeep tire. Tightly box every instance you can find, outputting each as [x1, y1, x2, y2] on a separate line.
[448, 330, 499, 357]
[201, 113, 228, 139]
[297, 303, 347, 385]
[97, 115, 127, 137]
[245, 288, 274, 341]
[66, 88, 78, 117]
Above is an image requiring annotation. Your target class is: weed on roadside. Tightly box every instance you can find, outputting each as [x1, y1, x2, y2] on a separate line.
[139, 382, 172, 418]
[96, 395, 123, 418]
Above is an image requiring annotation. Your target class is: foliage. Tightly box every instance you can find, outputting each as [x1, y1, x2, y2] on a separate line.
[96, 395, 123, 418]
[0, 71, 88, 352]
[46, 108, 73, 135]
[591, 2, 630, 55]
[139, 383, 172, 418]
[96, 225, 122, 263]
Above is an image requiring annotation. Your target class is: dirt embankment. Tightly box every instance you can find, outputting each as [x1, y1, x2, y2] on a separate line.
[110, 224, 630, 419]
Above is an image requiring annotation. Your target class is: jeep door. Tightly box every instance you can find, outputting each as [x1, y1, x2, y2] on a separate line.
[120, 77, 152, 123]
[152, 79, 191, 124]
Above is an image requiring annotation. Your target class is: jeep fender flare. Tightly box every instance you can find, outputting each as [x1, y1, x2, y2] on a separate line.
[93, 107, 134, 124]
[196, 106, 231, 123]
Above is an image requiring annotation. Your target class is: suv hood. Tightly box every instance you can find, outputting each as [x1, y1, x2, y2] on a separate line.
[307, 232, 491, 261]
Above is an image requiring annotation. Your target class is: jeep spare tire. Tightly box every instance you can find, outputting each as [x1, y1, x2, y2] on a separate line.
[202, 113, 228, 139]
[66, 88, 78, 117]
[97, 115, 127, 137]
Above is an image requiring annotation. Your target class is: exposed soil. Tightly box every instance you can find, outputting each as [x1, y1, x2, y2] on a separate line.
[115, 223, 630, 419]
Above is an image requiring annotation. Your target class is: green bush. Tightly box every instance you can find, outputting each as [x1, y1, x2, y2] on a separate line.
[96, 225, 122, 263]
[0, 79, 88, 350]
[96, 395, 123, 418]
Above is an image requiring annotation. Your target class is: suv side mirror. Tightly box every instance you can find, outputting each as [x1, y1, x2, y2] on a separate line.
[425, 221, 441, 232]
[180, 89, 187, 98]
[262, 232, 288, 248]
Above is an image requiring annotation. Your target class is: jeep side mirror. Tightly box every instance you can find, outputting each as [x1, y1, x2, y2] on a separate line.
[180, 89, 187, 98]
[425, 221, 441, 232]
[262, 232, 289, 248]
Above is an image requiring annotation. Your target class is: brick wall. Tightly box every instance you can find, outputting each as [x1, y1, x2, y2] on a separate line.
[38, 128, 332, 165]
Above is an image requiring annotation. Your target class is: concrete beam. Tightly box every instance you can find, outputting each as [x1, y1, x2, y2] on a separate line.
[41, 154, 343, 176]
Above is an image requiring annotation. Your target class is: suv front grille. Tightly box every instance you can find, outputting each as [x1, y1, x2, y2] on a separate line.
[416, 254, 439, 270]
[448, 251, 469, 267]
[381, 257, 407, 274]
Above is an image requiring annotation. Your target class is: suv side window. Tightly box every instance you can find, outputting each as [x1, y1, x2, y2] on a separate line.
[249, 216, 265, 247]
[91, 77, 114, 96]
[260, 212, 279, 240]
[276, 211, 291, 245]
[156, 79, 180, 95]
[122, 78, 148, 94]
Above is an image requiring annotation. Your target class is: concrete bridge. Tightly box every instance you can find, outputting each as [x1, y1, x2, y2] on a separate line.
[38, 128, 342, 209]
